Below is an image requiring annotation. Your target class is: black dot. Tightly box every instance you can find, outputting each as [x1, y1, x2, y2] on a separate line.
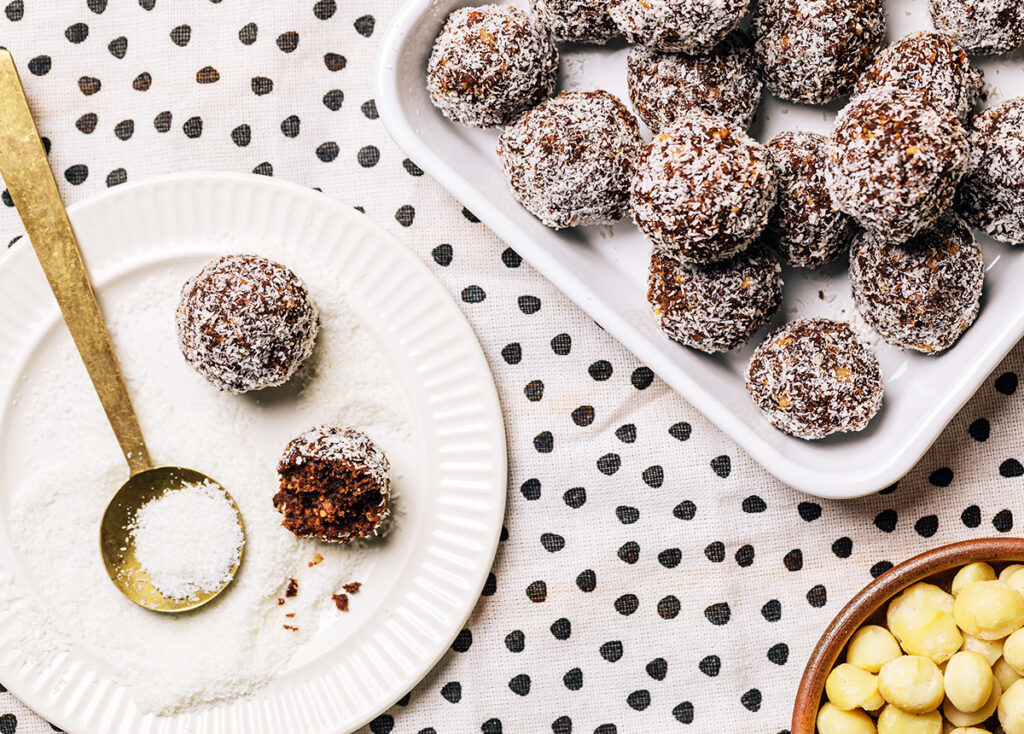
[402, 159, 424, 177]
[369, 715, 394, 734]
[196, 66, 220, 84]
[154, 110, 172, 133]
[231, 124, 251, 146]
[322, 89, 344, 111]
[505, 630, 525, 652]
[710, 455, 731, 478]
[64, 164, 88, 185]
[783, 549, 803, 571]
[499, 526, 508, 542]
[533, 431, 553, 453]
[594, 726, 616, 734]
[5, 1, 23, 21]
[626, 690, 650, 711]
[502, 248, 522, 268]
[169, 23, 190, 46]
[183, 116, 203, 138]
[518, 295, 541, 314]
[509, 674, 530, 696]
[642, 465, 664, 488]
[658, 595, 681, 619]
[461, 207, 479, 222]
[646, 658, 667, 681]
[452, 629, 472, 653]
[832, 537, 853, 558]
[440, 681, 461, 703]
[600, 640, 622, 662]
[699, 655, 721, 677]
[501, 343, 521, 365]
[131, 72, 150, 91]
[870, 561, 893, 578]
[358, 145, 380, 167]
[431, 244, 452, 266]
[962, 504, 982, 528]
[541, 533, 565, 553]
[798, 502, 822, 522]
[618, 541, 640, 565]
[969, 417, 990, 442]
[551, 333, 571, 355]
[65, 22, 89, 43]
[482, 721, 502, 734]
[324, 52, 346, 71]
[239, 22, 257, 44]
[673, 500, 696, 520]
[704, 541, 725, 563]
[354, 14, 375, 36]
[114, 119, 134, 140]
[704, 602, 730, 625]
[874, 509, 897, 532]
[252, 162, 273, 176]
[915, 515, 939, 538]
[280, 115, 300, 138]
[361, 99, 379, 119]
[807, 584, 827, 607]
[550, 618, 571, 639]
[615, 424, 636, 443]
[742, 495, 766, 513]
[551, 716, 572, 734]
[462, 285, 486, 304]
[138, 0, 154, 8]
[669, 421, 691, 441]
[879, 482, 898, 495]
[767, 643, 789, 665]
[994, 509, 1014, 533]
[0, 190, 11, 207]
[563, 487, 586, 508]
[251, 76, 273, 95]
[76, 112, 98, 134]
[562, 668, 583, 690]
[572, 405, 594, 426]
[614, 594, 639, 615]
[108, 36, 127, 58]
[395, 204, 415, 227]
[996, 371, 1018, 395]
[526, 580, 547, 602]
[28, 55, 51, 75]
[658, 548, 681, 568]
[588, 360, 612, 381]
[741, 689, 762, 712]
[929, 467, 954, 487]
[631, 367, 654, 389]
[105, 168, 126, 187]
[481, 572, 496, 596]
[673, 702, 695, 724]
[1001, 459, 1024, 478]
[276, 31, 299, 52]
[761, 600, 781, 622]
[597, 453, 620, 475]
[9, 236, 21, 248]
[313, 0, 336, 20]
[576, 570, 596, 592]
[520, 478, 541, 500]
[735, 544, 754, 567]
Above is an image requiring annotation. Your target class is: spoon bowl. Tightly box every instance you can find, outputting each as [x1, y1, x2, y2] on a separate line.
[100, 467, 245, 613]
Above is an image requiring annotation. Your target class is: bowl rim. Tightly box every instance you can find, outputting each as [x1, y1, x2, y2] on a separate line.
[791, 537, 1024, 733]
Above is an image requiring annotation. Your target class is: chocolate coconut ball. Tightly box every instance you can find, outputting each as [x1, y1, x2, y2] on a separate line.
[531, 0, 619, 44]
[825, 87, 969, 244]
[752, 0, 886, 105]
[928, 0, 1024, 56]
[648, 245, 783, 353]
[765, 131, 857, 269]
[745, 318, 883, 440]
[849, 213, 983, 355]
[607, 0, 747, 54]
[626, 32, 762, 133]
[274, 426, 391, 543]
[957, 97, 1024, 245]
[176, 255, 319, 393]
[856, 31, 983, 123]
[496, 90, 644, 229]
[427, 5, 558, 128]
[631, 111, 777, 263]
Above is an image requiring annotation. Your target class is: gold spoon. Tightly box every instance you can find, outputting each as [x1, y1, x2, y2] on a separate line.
[0, 50, 244, 612]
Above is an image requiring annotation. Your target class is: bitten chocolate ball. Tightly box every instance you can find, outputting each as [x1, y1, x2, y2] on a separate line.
[274, 426, 391, 543]
[648, 245, 783, 353]
[427, 5, 558, 128]
[626, 32, 762, 133]
[496, 90, 644, 229]
[957, 97, 1024, 246]
[765, 131, 857, 269]
[607, 0, 747, 54]
[745, 318, 883, 440]
[928, 0, 1024, 56]
[849, 213, 983, 354]
[176, 255, 319, 393]
[752, 0, 886, 105]
[856, 31, 983, 123]
[631, 111, 777, 263]
[531, 0, 619, 44]
[825, 87, 969, 244]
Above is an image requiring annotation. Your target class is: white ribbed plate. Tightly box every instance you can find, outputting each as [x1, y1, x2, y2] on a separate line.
[0, 172, 507, 734]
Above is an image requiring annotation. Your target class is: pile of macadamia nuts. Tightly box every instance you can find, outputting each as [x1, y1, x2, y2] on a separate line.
[818, 562, 1024, 734]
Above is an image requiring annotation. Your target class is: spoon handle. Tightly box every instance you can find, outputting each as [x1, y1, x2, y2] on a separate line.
[0, 50, 152, 475]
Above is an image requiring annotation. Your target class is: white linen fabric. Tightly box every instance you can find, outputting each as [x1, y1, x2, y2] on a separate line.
[0, 2, 1022, 733]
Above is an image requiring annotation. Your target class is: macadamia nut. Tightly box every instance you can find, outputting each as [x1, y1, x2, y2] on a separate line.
[827, 663, 884, 711]
[953, 581, 1024, 640]
[943, 677, 1001, 728]
[817, 701, 878, 734]
[953, 563, 996, 596]
[878, 655, 945, 713]
[877, 705, 941, 734]
[960, 634, 1003, 666]
[944, 651, 994, 712]
[1000, 679, 1024, 734]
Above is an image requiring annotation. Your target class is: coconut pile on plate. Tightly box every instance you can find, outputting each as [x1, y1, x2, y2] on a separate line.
[425, 0, 1024, 441]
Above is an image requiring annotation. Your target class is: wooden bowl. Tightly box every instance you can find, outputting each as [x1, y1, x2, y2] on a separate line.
[791, 537, 1024, 733]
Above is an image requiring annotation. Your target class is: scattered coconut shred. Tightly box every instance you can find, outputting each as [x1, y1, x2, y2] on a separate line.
[7, 244, 411, 715]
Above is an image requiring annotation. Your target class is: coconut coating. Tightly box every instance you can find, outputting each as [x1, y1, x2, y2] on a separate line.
[626, 32, 763, 133]
[825, 86, 969, 244]
[532, 0, 619, 44]
[496, 91, 644, 229]
[427, 5, 558, 128]
[176, 255, 319, 394]
[856, 32, 983, 123]
[752, 0, 886, 105]
[648, 246, 783, 353]
[631, 111, 777, 263]
[849, 213, 983, 355]
[957, 97, 1024, 245]
[607, 0, 747, 54]
[928, 0, 1024, 56]
[745, 318, 883, 440]
[765, 131, 857, 269]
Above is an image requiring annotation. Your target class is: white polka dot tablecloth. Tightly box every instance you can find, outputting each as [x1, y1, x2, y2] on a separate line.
[0, 2, 1022, 733]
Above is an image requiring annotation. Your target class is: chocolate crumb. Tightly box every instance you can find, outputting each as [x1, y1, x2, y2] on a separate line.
[342, 582, 362, 594]
[283, 624, 299, 631]
[277, 598, 285, 606]
[332, 593, 349, 611]
[286, 612, 295, 618]
[819, 291, 825, 300]
[285, 578, 298, 597]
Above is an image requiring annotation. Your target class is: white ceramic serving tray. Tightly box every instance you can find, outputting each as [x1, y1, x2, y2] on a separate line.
[376, 0, 1024, 499]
